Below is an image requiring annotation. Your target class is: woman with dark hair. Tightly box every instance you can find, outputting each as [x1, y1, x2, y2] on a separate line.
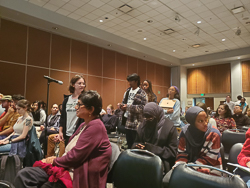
[102, 104, 118, 134]
[142, 80, 157, 103]
[58, 75, 86, 146]
[32, 100, 46, 137]
[213, 104, 236, 134]
[0, 99, 33, 158]
[159, 86, 181, 126]
[14, 90, 112, 188]
[132, 102, 178, 173]
[196, 102, 217, 128]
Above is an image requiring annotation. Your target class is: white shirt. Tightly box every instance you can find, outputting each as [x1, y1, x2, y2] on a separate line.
[124, 87, 140, 118]
[224, 101, 235, 115]
[66, 95, 78, 136]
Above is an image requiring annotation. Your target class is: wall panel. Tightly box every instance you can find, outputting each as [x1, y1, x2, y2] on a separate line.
[0, 19, 171, 108]
[242, 61, 250, 92]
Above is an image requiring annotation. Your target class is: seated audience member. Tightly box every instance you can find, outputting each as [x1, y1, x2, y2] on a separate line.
[14, 91, 112, 188]
[0, 99, 33, 158]
[47, 134, 65, 158]
[39, 104, 61, 145]
[0, 95, 22, 139]
[247, 108, 250, 119]
[102, 104, 118, 134]
[180, 106, 190, 128]
[159, 86, 181, 127]
[142, 80, 157, 103]
[163, 107, 222, 184]
[176, 106, 222, 173]
[213, 104, 236, 133]
[237, 128, 250, 187]
[240, 97, 249, 115]
[114, 103, 123, 117]
[236, 95, 243, 105]
[224, 95, 235, 115]
[197, 102, 217, 128]
[0, 93, 5, 116]
[132, 102, 178, 172]
[32, 101, 46, 137]
[233, 105, 250, 129]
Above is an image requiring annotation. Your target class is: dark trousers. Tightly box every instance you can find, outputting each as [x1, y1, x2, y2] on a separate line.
[39, 129, 58, 145]
[14, 167, 66, 188]
[126, 129, 137, 149]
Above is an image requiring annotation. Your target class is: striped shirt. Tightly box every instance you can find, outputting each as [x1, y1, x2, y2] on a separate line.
[176, 126, 222, 175]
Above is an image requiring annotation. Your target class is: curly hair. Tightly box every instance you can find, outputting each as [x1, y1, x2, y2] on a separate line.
[215, 104, 232, 118]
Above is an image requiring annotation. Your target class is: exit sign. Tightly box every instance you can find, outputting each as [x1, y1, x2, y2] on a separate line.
[201, 93, 205, 96]
[158, 91, 161, 94]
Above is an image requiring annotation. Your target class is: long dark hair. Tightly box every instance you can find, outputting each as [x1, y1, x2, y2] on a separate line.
[143, 80, 156, 102]
[215, 104, 232, 118]
[69, 75, 86, 94]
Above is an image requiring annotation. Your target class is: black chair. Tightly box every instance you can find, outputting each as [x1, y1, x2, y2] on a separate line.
[221, 129, 246, 169]
[107, 142, 121, 183]
[168, 163, 247, 188]
[227, 143, 244, 173]
[112, 149, 163, 188]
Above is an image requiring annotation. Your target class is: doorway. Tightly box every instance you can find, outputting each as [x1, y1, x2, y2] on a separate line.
[194, 97, 214, 110]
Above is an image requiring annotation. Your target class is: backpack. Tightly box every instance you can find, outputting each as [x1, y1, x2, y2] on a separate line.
[0, 155, 21, 184]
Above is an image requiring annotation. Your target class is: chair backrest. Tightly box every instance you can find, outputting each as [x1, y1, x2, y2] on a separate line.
[222, 130, 246, 154]
[113, 149, 163, 188]
[168, 164, 247, 188]
[228, 143, 244, 173]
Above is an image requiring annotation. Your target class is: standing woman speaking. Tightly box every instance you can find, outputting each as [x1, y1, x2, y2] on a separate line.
[59, 75, 86, 145]
[159, 86, 181, 127]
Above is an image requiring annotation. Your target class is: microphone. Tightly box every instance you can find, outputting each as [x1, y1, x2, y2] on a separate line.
[44, 75, 63, 85]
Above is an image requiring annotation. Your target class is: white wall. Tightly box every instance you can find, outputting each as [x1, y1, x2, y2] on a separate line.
[231, 60, 242, 100]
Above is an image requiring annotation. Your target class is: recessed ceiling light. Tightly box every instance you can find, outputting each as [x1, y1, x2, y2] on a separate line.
[137, 29, 144, 33]
[192, 64, 195, 66]
[52, 27, 58, 30]
[144, 38, 147, 40]
[143, 55, 147, 58]
[99, 20, 103, 22]
[197, 21, 201, 24]
[192, 44, 200, 48]
[231, 6, 245, 14]
[147, 20, 153, 23]
[238, 57, 241, 59]
[173, 50, 176, 52]
[222, 39, 226, 41]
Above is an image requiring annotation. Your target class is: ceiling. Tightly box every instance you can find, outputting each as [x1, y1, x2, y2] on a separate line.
[0, 0, 250, 67]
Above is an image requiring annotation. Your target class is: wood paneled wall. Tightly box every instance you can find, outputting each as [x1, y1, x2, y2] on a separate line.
[187, 63, 231, 94]
[242, 61, 250, 92]
[0, 19, 171, 110]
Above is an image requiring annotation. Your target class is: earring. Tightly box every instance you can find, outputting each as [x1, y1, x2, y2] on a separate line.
[89, 114, 91, 117]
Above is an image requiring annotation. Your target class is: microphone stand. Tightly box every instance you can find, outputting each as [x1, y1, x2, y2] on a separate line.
[43, 80, 50, 157]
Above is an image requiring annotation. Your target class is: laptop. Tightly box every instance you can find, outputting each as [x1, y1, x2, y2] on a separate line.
[159, 99, 176, 110]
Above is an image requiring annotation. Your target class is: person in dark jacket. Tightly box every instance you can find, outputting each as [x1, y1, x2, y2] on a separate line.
[102, 104, 118, 134]
[132, 102, 178, 172]
[58, 75, 86, 146]
[233, 105, 250, 129]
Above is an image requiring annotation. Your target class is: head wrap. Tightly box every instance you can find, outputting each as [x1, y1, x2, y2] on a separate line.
[172, 86, 179, 94]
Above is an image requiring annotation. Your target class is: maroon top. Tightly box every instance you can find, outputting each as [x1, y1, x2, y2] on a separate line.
[53, 119, 112, 188]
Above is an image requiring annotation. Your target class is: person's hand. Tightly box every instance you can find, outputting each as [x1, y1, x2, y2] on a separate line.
[7, 107, 14, 114]
[58, 131, 64, 141]
[50, 127, 55, 131]
[45, 156, 56, 164]
[121, 104, 127, 111]
[246, 161, 250, 168]
[167, 108, 174, 114]
[40, 125, 44, 131]
[136, 144, 145, 149]
[1, 140, 9, 145]
[0, 140, 4, 145]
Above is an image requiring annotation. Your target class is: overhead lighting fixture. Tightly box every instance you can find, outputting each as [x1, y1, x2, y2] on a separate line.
[197, 21, 201, 24]
[194, 27, 200, 36]
[231, 6, 245, 14]
[222, 39, 226, 41]
[173, 50, 176, 52]
[99, 20, 103, 22]
[118, 4, 133, 13]
[144, 38, 147, 40]
[107, 44, 111, 47]
[238, 57, 241, 59]
[235, 27, 241, 36]
[163, 28, 175, 35]
[175, 13, 181, 22]
[52, 27, 58, 30]
[192, 64, 195, 66]
[192, 44, 200, 48]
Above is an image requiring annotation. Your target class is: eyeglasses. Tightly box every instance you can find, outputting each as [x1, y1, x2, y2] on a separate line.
[76, 103, 85, 109]
[143, 117, 155, 121]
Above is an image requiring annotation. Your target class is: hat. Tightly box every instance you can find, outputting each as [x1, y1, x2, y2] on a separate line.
[173, 86, 179, 94]
[0, 95, 12, 101]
